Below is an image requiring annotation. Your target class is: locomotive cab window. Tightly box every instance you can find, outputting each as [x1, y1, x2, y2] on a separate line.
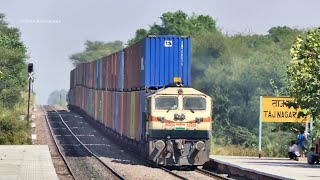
[155, 96, 178, 110]
[183, 97, 206, 110]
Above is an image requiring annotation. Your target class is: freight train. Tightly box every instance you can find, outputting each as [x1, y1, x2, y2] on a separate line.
[68, 35, 212, 166]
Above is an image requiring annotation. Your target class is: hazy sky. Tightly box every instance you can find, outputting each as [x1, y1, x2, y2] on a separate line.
[1, 0, 319, 104]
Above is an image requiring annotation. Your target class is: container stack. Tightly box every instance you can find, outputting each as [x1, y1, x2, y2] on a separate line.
[68, 35, 191, 140]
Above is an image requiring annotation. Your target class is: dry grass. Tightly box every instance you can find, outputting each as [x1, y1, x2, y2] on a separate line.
[211, 144, 268, 157]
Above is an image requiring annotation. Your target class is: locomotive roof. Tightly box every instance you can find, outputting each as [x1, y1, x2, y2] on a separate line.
[148, 87, 210, 98]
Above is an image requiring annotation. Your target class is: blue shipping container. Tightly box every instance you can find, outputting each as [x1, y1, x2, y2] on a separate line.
[138, 35, 191, 88]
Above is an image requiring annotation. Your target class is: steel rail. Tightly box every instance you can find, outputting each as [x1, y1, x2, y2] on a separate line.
[41, 105, 77, 180]
[159, 167, 188, 180]
[195, 168, 231, 180]
[47, 105, 125, 180]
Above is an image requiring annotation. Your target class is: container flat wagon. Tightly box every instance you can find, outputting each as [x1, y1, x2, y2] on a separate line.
[68, 35, 212, 166]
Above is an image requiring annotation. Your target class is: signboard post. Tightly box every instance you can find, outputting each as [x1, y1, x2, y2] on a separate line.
[258, 96, 311, 158]
[259, 96, 262, 158]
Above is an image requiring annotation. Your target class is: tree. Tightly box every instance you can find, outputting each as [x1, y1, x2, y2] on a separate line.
[0, 14, 27, 108]
[0, 13, 30, 145]
[287, 27, 320, 137]
[127, 29, 148, 46]
[287, 28, 320, 117]
[268, 26, 304, 50]
[128, 10, 218, 45]
[69, 40, 123, 66]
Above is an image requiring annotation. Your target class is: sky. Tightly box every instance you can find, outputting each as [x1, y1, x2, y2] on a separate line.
[1, 0, 320, 104]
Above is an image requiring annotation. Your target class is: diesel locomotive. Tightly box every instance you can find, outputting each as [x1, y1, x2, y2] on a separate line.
[145, 86, 212, 166]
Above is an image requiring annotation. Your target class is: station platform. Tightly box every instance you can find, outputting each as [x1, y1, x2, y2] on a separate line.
[209, 155, 320, 180]
[0, 145, 58, 180]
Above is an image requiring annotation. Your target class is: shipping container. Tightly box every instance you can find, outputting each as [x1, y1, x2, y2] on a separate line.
[72, 35, 191, 91]
[89, 62, 94, 88]
[118, 51, 124, 91]
[125, 92, 130, 137]
[134, 92, 140, 139]
[119, 92, 124, 135]
[115, 92, 119, 132]
[123, 35, 191, 90]
[103, 91, 108, 127]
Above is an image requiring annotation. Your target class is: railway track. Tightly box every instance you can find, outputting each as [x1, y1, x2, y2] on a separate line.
[45, 105, 232, 179]
[41, 105, 76, 179]
[42, 105, 125, 180]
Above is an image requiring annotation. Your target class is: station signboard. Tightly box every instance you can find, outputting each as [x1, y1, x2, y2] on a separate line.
[261, 96, 310, 123]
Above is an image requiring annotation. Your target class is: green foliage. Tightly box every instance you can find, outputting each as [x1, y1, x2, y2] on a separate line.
[0, 14, 19, 35]
[128, 10, 218, 45]
[0, 32, 26, 51]
[150, 11, 217, 35]
[69, 40, 123, 65]
[47, 89, 67, 106]
[191, 29, 303, 148]
[262, 124, 296, 157]
[0, 14, 27, 109]
[287, 27, 320, 140]
[268, 26, 303, 50]
[0, 13, 30, 145]
[127, 29, 148, 46]
[0, 108, 30, 144]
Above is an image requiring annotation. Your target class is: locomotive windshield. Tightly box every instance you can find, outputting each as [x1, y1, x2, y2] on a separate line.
[183, 96, 206, 110]
[155, 96, 178, 110]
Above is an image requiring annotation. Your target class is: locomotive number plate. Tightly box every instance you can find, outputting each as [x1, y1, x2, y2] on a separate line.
[187, 123, 196, 127]
[165, 122, 175, 127]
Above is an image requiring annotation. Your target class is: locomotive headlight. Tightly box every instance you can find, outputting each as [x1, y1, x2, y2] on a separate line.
[195, 141, 206, 151]
[174, 113, 186, 121]
[154, 140, 165, 150]
[157, 117, 165, 123]
[195, 117, 203, 123]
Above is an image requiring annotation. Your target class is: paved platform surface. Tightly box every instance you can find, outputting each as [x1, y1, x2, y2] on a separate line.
[0, 145, 58, 180]
[210, 155, 320, 180]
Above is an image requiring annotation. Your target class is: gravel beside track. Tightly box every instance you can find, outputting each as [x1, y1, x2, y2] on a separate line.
[32, 105, 73, 180]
